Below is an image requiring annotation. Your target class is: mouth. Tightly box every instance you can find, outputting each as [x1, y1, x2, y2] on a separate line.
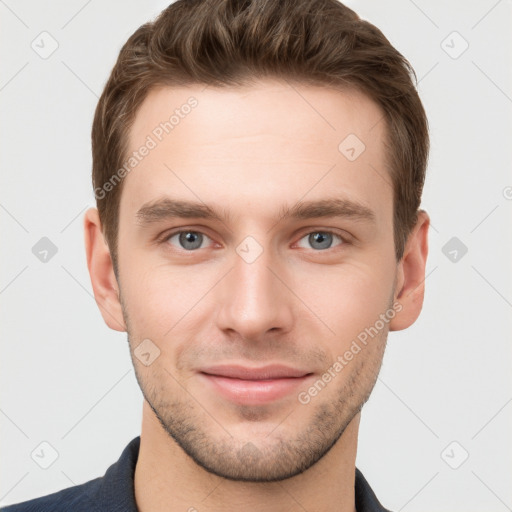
[198, 364, 315, 405]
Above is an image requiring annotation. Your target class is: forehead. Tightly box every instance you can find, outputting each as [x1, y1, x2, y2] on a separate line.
[121, 80, 391, 228]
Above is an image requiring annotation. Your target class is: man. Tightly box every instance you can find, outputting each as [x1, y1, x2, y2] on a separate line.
[2, 0, 429, 510]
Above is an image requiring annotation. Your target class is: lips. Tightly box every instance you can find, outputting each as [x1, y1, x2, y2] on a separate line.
[200, 364, 310, 380]
[198, 364, 314, 405]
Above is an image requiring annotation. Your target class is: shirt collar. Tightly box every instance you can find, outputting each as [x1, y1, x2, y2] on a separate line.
[89, 436, 391, 512]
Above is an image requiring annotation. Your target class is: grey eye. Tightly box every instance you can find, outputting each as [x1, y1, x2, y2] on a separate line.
[168, 231, 207, 250]
[296, 231, 343, 251]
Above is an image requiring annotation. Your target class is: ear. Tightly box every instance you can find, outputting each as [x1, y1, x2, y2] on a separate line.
[84, 208, 126, 332]
[389, 209, 430, 331]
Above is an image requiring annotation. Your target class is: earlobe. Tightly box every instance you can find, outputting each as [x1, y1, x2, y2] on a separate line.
[389, 210, 430, 332]
[84, 208, 126, 332]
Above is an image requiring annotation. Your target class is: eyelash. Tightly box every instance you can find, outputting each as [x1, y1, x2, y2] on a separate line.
[159, 228, 350, 253]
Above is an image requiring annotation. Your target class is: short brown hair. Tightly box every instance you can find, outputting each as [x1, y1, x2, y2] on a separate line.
[92, 0, 429, 270]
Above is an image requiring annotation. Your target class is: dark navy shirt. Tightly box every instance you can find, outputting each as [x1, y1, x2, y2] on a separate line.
[1, 436, 391, 511]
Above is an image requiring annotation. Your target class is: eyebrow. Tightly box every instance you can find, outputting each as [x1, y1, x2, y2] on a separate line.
[135, 196, 376, 227]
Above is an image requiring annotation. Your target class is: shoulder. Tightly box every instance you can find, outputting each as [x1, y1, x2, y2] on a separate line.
[1, 436, 140, 512]
[0, 477, 103, 512]
[355, 467, 394, 512]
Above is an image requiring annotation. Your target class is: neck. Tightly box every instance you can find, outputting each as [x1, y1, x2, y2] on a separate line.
[134, 400, 359, 512]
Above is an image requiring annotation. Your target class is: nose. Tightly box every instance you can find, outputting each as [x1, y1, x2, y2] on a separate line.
[215, 240, 294, 341]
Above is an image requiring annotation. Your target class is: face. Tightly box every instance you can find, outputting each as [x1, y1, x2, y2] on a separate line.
[115, 80, 399, 481]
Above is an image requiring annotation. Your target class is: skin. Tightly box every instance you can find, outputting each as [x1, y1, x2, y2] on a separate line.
[84, 80, 429, 512]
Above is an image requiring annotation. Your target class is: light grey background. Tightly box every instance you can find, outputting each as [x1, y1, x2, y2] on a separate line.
[1, 1, 511, 510]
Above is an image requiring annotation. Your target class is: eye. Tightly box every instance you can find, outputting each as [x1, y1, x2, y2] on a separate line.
[295, 230, 345, 251]
[165, 230, 213, 251]
[161, 228, 347, 253]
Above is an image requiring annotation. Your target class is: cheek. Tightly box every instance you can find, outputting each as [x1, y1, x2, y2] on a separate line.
[120, 254, 215, 339]
[299, 262, 394, 343]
